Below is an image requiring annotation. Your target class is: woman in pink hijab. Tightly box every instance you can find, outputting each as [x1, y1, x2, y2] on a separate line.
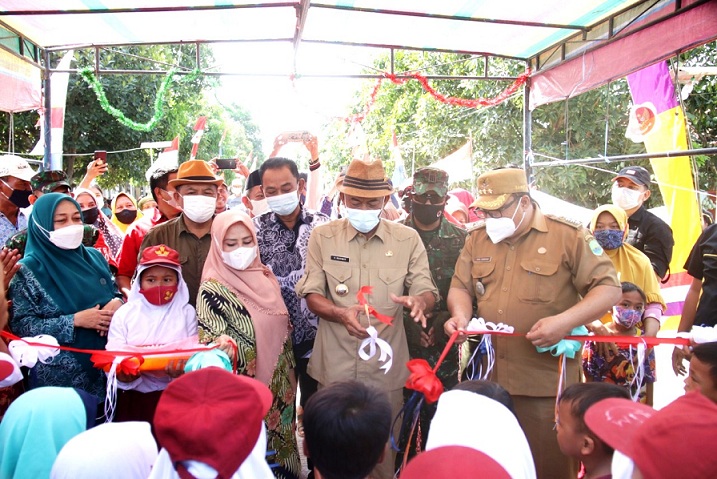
[448, 188, 481, 223]
[197, 210, 299, 479]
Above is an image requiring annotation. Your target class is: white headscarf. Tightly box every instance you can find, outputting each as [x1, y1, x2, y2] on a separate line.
[107, 263, 197, 349]
[50, 421, 157, 479]
[148, 422, 273, 479]
[426, 390, 536, 479]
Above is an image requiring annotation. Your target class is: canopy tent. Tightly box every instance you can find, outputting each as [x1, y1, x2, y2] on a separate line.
[2, 1, 715, 79]
[0, 0, 715, 162]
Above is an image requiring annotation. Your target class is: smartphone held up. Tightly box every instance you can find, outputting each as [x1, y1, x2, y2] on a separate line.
[215, 158, 237, 170]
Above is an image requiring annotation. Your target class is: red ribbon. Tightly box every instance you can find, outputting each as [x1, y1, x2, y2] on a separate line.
[89, 352, 143, 376]
[0, 331, 216, 361]
[356, 286, 395, 326]
[405, 329, 691, 403]
[344, 69, 531, 124]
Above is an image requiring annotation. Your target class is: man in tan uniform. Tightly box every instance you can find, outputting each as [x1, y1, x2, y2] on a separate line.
[445, 168, 620, 479]
[296, 158, 437, 479]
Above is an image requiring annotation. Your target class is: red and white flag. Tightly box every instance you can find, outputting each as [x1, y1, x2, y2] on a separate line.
[190, 116, 207, 160]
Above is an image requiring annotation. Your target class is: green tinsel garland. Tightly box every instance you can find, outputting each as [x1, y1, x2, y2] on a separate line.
[78, 67, 180, 132]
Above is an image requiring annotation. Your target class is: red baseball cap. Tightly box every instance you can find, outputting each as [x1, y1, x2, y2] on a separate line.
[154, 368, 273, 479]
[139, 244, 181, 268]
[401, 446, 511, 479]
[585, 392, 717, 478]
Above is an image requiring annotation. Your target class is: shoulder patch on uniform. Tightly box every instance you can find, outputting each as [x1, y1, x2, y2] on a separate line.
[587, 235, 604, 256]
[546, 214, 582, 229]
[467, 220, 486, 234]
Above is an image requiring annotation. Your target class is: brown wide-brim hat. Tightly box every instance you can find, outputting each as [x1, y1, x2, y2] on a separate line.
[168, 160, 223, 188]
[471, 168, 529, 210]
[339, 159, 393, 198]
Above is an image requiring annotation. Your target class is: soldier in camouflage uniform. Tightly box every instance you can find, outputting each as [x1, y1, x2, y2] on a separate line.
[398, 166, 467, 458]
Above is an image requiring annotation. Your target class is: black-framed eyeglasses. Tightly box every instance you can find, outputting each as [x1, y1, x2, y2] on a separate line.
[477, 195, 519, 219]
[412, 193, 446, 205]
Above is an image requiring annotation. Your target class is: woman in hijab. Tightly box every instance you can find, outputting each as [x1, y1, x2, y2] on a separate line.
[75, 188, 123, 259]
[448, 188, 481, 223]
[50, 421, 158, 479]
[0, 386, 98, 479]
[8, 193, 123, 400]
[110, 192, 142, 234]
[585, 204, 666, 403]
[588, 204, 665, 329]
[426, 387, 536, 479]
[197, 209, 299, 479]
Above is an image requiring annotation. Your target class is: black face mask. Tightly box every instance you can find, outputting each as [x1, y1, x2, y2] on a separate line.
[412, 202, 444, 226]
[82, 206, 99, 225]
[1, 180, 31, 209]
[115, 208, 137, 225]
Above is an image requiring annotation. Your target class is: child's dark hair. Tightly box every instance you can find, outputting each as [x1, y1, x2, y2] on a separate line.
[692, 342, 717, 383]
[621, 281, 647, 303]
[139, 264, 179, 281]
[303, 381, 391, 479]
[559, 383, 630, 454]
[452, 380, 516, 416]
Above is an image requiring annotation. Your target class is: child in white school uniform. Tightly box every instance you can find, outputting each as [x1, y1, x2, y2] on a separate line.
[106, 244, 197, 427]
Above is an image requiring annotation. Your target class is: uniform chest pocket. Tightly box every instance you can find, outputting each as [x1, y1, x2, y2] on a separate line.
[376, 268, 406, 305]
[324, 264, 356, 300]
[517, 259, 559, 303]
[471, 261, 496, 301]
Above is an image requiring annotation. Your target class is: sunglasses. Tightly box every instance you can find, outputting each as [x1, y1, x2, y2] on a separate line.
[412, 193, 446, 205]
[476, 196, 519, 219]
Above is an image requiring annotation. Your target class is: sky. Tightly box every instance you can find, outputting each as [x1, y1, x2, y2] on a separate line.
[212, 42, 378, 156]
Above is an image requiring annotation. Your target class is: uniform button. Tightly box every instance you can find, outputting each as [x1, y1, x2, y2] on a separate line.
[502, 287, 507, 292]
[510, 246, 515, 251]
[535, 267, 541, 272]
[498, 309, 503, 314]
[506, 266, 511, 271]
[363, 245, 367, 249]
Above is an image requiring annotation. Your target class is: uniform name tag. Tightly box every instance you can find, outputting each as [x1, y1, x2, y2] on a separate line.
[473, 257, 491, 262]
[330, 255, 350, 263]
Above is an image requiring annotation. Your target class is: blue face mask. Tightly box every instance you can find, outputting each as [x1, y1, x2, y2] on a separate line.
[593, 229, 624, 250]
[345, 207, 381, 233]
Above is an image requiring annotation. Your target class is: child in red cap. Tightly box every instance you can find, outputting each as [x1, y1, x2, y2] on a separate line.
[106, 244, 198, 427]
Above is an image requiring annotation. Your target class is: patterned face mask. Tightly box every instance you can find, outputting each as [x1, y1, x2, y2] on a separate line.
[593, 229, 624, 250]
[612, 305, 642, 329]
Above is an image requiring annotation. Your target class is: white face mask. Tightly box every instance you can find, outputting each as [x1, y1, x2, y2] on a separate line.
[181, 195, 216, 223]
[345, 208, 382, 233]
[49, 224, 85, 250]
[266, 191, 300, 216]
[484, 200, 525, 244]
[611, 183, 643, 210]
[221, 246, 257, 271]
[249, 198, 270, 216]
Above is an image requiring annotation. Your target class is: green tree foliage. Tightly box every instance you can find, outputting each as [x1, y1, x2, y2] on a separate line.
[0, 45, 262, 190]
[327, 45, 715, 209]
[680, 42, 717, 197]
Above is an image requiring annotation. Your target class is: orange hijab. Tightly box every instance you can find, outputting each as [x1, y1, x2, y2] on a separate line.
[201, 210, 289, 385]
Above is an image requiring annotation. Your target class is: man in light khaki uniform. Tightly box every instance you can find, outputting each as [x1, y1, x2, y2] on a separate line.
[445, 168, 620, 479]
[296, 158, 437, 479]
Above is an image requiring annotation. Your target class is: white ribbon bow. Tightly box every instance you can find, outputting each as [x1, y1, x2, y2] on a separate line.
[358, 326, 393, 374]
[8, 334, 60, 367]
[464, 317, 515, 381]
